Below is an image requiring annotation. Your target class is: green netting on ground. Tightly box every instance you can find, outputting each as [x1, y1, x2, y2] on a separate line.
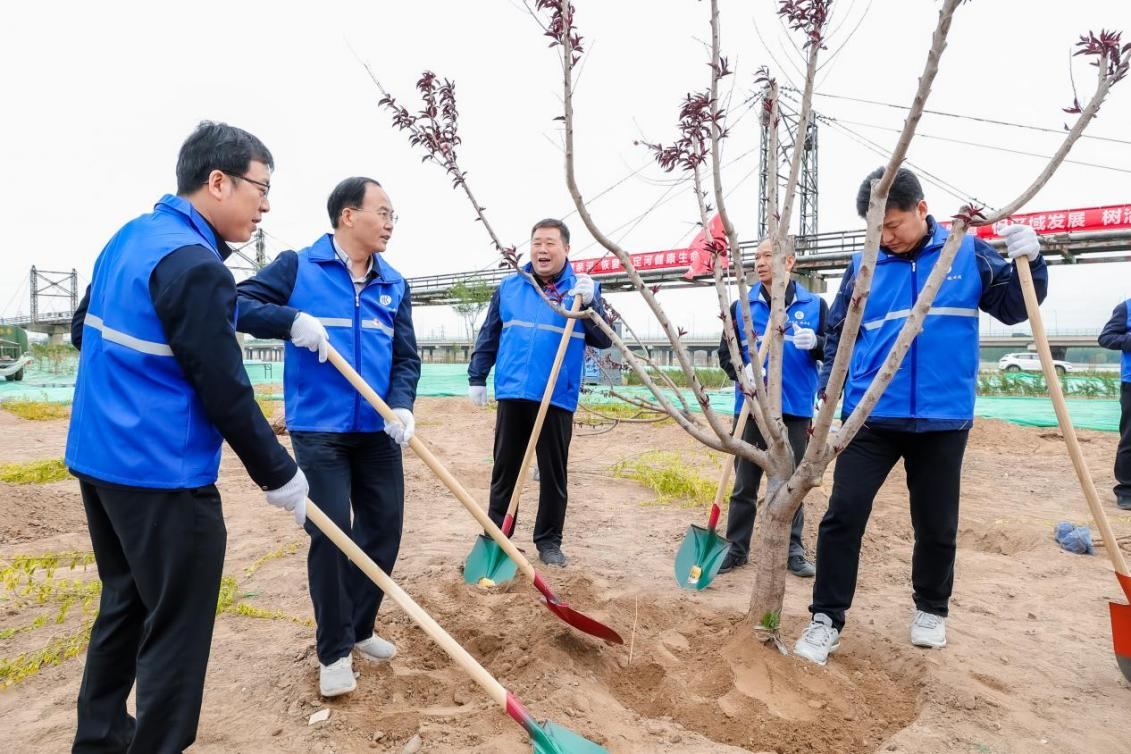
[2, 361, 1120, 432]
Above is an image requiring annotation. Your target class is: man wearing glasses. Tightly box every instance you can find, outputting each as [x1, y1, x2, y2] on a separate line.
[66, 121, 308, 753]
[236, 176, 421, 698]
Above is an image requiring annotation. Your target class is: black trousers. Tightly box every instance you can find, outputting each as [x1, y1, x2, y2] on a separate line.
[73, 480, 226, 754]
[810, 425, 969, 632]
[724, 413, 810, 559]
[1115, 382, 1131, 499]
[291, 431, 404, 666]
[488, 398, 573, 550]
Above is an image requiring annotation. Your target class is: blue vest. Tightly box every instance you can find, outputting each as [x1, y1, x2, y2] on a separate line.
[283, 234, 406, 433]
[733, 282, 822, 418]
[843, 223, 982, 421]
[65, 195, 226, 488]
[1123, 300, 1131, 383]
[493, 264, 592, 413]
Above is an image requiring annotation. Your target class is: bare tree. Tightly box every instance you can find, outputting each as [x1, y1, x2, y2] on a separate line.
[371, 1, 1128, 646]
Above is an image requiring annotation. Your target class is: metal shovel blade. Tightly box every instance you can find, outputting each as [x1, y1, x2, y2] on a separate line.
[463, 534, 518, 587]
[674, 524, 731, 591]
[529, 719, 610, 754]
[1114, 572, 1131, 682]
[532, 573, 624, 645]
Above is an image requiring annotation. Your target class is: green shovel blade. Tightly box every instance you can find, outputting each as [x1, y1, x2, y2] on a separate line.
[528, 719, 609, 754]
[674, 524, 731, 591]
[463, 534, 518, 586]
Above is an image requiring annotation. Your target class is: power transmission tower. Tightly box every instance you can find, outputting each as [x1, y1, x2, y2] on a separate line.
[757, 94, 819, 248]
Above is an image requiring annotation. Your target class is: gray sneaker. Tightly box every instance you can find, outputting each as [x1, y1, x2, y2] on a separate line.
[910, 610, 947, 648]
[794, 613, 840, 666]
[319, 655, 357, 697]
[1117, 494, 1131, 511]
[788, 554, 816, 578]
[538, 545, 568, 567]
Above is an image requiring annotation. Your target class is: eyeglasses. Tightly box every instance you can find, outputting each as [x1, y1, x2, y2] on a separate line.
[350, 206, 398, 224]
[223, 171, 271, 198]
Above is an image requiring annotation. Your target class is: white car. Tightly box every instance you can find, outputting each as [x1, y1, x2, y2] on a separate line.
[998, 351, 1073, 375]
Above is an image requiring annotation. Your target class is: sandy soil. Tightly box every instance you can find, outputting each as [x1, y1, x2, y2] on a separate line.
[1, 400, 1129, 753]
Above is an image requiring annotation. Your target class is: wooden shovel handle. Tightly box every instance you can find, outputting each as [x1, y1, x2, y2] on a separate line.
[305, 500, 508, 707]
[712, 338, 770, 508]
[325, 346, 538, 583]
[503, 295, 585, 521]
[1015, 257, 1130, 577]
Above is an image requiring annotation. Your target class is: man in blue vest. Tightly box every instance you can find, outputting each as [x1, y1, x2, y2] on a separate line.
[794, 167, 1046, 665]
[1098, 299, 1131, 510]
[467, 219, 610, 567]
[65, 121, 308, 753]
[236, 176, 420, 698]
[716, 239, 826, 578]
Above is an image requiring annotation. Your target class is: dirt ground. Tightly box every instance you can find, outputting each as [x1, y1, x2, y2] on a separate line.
[1, 398, 1130, 753]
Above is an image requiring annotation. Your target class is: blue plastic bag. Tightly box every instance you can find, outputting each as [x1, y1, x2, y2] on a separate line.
[1053, 521, 1093, 555]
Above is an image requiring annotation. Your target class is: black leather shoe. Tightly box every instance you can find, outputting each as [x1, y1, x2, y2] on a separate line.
[718, 550, 748, 574]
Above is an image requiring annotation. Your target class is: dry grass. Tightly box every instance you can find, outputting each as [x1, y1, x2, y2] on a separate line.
[0, 400, 70, 421]
[612, 451, 722, 507]
[0, 459, 70, 485]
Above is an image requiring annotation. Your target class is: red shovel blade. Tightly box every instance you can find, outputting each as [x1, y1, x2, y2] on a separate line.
[1113, 572, 1131, 682]
[532, 573, 623, 645]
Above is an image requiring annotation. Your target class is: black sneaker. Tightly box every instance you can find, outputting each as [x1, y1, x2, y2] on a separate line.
[788, 554, 816, 578]
[538, 546, 568, 567]
[1117, 494, 1131, 511]
[717, 550, 748, 574]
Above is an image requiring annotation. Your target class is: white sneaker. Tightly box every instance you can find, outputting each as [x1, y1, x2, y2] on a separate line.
[794, 613, 841, 666]
[355, 634, 397, 662]
[910, 610, 947, 648]
[319, 655, 356, 697]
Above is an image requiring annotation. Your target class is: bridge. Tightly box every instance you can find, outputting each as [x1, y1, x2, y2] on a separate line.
[5, 221, 1131, 334]
[238, 330, 1107, 367]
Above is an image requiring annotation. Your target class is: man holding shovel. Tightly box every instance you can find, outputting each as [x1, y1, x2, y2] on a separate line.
[467, 219, 610, 567]
[794, 167, 1046, 665]
[716, 239, 826, 578]
[236, 176, 420, 697]
[65, 121, 308, 753]
[1098, 298, 1131, 511]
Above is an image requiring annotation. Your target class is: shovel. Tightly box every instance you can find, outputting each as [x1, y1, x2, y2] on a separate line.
[1015, 255, 1131, 681]
[466, 295, 584, 585]
[675, 338, 768, 589]
[305, 500, 608, 753]
[324, 344, 622, 645]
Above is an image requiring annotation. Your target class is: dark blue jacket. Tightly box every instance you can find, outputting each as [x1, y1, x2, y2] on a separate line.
[67, 195, 296, 490]
[468, 264, 611, 412]
[235, 238, 420, 431]
[1098, 299, 1131, 383]
[819, 216, 1048, 432]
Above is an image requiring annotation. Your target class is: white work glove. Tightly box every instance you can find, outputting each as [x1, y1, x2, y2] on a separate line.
[290, 312, 329, 363]
[567, 274, 595, 306]
[742, 362, 767, 382]
[383, 407, 415, 448]
[468, 385, 488, 407]
[791, 324, 818, 351]
[1002, 223, 1040, 262]
[265, 468, 308, 526]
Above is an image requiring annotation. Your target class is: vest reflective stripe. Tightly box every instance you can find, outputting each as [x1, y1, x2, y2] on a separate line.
[732, 282, 822, 418]
[83, 314, 174, 357]
[283, 234, 406, 433]
[316, 317, 354, 328]
[493, 264, 593, 412]
[503, 319, 586, 339]
[1122, 299, 1131, 382]
[65, 194, 225, 489]
[862, 306, 979, 331]
[843, 225, 982, 421]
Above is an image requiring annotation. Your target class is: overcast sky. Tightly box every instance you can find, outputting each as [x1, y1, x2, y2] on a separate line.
[2, 0, 1129, 339]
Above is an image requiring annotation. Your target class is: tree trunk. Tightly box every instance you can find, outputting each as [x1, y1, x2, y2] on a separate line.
[746, 479, 801, 625]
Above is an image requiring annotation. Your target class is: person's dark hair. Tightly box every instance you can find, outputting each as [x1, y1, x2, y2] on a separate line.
[327, 177, 383, 229]
[855, 166, 924, 218]
[530, 218, 570, 245]
[175, 121, 274, 195]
